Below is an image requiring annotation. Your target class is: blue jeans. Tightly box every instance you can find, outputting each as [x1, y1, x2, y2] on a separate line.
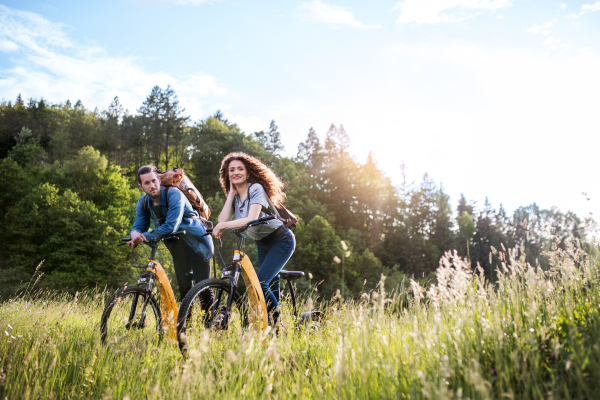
[256, 228, 296, 324]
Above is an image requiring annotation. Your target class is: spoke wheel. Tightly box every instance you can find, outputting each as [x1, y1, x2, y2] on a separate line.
[100, 286, 162, 345]
[177, 279, 247, 355]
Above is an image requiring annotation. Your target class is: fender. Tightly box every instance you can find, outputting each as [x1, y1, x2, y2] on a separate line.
[147, 260, 178, 340]
[236, 250, 268, 332]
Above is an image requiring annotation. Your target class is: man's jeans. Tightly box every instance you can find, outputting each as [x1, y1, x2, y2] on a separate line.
[256, 228, 296, 324]
[164, 238, 211, 305]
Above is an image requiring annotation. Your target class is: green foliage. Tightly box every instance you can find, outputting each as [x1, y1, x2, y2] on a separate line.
[137, 86, 189, 170]
[457, 211, 475, 257]
[287, 216, 344, 297]
[43, 146, 135, 210]
[254, 120, 284, 162]
[7, 128, 46, 167]
[0, 149, 134, 297]
[345, 248, 384, 295]
[0, 182, 130, 297]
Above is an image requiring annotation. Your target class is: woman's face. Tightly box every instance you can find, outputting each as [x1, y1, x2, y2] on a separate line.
[228, 160, 248, 185]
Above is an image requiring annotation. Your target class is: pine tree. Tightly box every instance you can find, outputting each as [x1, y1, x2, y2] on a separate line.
[266, 120, 284, 155]
[105, 96, 123, 165]
[161, 86, 189, 169]
[432, 186, 454, 258]
[297, 127, 325, 179]
[15, 94, 24, 108]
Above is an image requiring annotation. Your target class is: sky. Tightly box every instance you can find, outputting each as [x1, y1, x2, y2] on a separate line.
[1, 0, 600, 222]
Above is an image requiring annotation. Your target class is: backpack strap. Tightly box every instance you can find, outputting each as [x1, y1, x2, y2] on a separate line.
[143, 187, 170, 214]
[264, 196, 282, 219]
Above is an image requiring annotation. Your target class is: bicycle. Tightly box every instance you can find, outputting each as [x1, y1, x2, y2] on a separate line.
[176, 215, 323, 355]
[100, 230, 187, 345]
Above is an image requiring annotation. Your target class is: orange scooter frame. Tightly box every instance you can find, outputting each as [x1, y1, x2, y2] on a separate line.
[235, 250, 269, 332]
[146, 260, 179, 340]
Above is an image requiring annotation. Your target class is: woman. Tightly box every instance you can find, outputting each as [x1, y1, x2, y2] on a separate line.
[212, 152, 295, 326]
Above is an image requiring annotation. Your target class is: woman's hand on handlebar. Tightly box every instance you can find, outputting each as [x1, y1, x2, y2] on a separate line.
[128, 231, 146, 248]
[212, 222, 224, 239]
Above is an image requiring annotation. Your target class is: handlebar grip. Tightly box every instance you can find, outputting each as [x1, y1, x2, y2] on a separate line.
[117, 242, 128, 246]
[172, 230, 186, 236]
[121, 238, 130, 242]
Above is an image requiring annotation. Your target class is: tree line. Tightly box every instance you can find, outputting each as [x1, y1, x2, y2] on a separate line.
[0, 87, 586, 299]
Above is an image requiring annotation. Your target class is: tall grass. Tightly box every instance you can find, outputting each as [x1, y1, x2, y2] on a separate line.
[1, 240, 599, 399]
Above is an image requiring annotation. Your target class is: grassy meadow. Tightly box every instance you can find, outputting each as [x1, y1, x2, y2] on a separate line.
[1, 241, 600, 399]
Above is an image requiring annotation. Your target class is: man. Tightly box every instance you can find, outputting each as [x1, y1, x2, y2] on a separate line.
[129, 165, 214, 301]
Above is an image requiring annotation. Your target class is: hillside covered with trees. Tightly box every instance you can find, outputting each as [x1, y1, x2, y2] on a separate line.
[0, 86, 586, 299]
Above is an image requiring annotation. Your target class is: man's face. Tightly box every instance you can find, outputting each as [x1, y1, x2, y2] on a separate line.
[139, 172, 160, 197]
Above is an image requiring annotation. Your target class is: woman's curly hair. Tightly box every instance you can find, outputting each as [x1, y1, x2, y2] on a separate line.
[219, 152, 286, 206]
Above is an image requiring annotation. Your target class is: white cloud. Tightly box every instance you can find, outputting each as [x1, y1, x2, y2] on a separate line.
[225, 114, 267, 133]
[298, 0, 370, 28]
[0, 5, 228, 119]
[395, 0, 512, 24]
[582, 1, 600, 12]
[567, 1, 600, 18]
[0, 39, 19, 52]
[542, 36, 569, 50]
[526, 19, 555, 36]
[526, 19, 569, 50]
[560, 3, 567, 9]
[0, 5, 72, 52]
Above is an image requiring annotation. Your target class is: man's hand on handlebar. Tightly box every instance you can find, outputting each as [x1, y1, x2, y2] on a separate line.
[128, 231, 146, 248]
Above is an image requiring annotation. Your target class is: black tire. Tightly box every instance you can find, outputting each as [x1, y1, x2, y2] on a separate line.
[100, 286, 162, 345]
[177, 279, 247, 355]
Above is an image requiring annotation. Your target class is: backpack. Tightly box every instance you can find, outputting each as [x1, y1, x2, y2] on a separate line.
[266, 198, 298, 232]
[143, 167, 210, 221]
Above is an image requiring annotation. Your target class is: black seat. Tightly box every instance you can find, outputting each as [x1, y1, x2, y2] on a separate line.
[279, 270, 304, 281]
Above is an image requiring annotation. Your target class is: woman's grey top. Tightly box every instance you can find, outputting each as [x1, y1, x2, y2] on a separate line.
[233, 183, 283, 240]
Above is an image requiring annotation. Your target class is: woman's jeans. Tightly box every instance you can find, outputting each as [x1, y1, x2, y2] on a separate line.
[256, 228, 296, 325]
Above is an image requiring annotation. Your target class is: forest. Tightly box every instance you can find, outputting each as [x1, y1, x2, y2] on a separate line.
[0, 86, 587, 299]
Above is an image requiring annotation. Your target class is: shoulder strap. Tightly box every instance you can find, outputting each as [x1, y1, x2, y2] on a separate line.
[264, 196, 282, 218]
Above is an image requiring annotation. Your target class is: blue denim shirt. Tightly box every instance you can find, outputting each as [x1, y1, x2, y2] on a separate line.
[131, 186, 214, 262]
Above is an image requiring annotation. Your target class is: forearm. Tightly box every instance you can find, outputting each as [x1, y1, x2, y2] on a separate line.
[218, 192, 236, 223]
[218, 216, 255, 230]
[217, 204, 261, 230]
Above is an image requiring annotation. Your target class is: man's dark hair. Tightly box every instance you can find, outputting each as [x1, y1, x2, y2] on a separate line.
[137, 165, 158, 184]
